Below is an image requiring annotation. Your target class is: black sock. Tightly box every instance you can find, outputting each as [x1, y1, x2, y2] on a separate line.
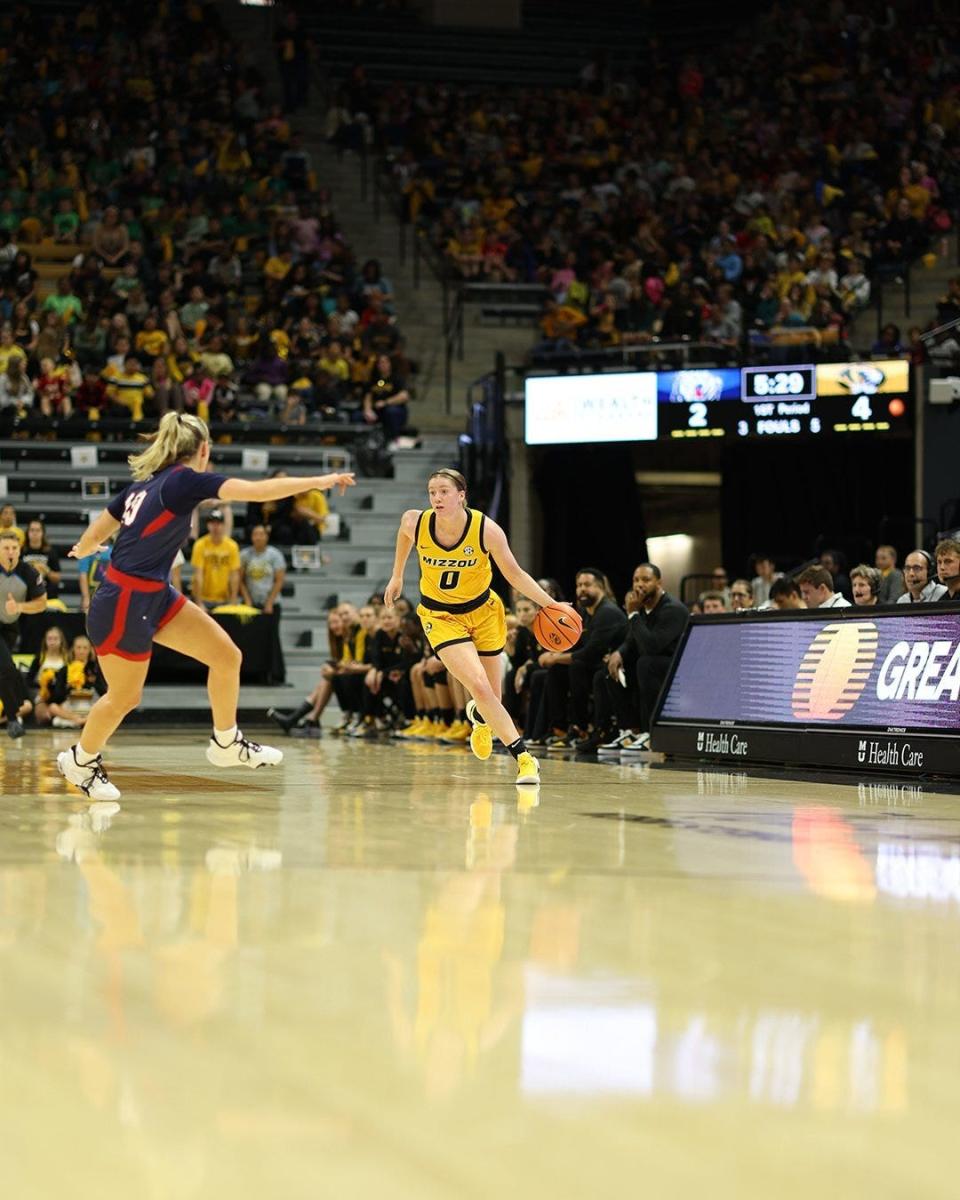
[441, 707, 454, 724]
[416, 708, 425, 719]
[457, 708, 467, 722]
[507, 737, 527, 760]
[429, 707, 440, 722]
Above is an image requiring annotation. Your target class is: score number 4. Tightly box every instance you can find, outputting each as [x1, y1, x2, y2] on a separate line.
[850, 396, 872, 421]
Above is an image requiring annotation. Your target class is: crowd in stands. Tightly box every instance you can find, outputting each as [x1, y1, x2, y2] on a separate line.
[265, 535, 960, 759]
[0, 3, 412, 446]
[330, 2, 958, 358]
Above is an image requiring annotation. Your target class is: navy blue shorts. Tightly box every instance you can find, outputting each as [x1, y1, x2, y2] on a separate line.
[87, 565, 187, 661]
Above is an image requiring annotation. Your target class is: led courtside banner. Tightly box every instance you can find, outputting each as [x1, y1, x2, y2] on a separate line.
[652, 607, 960, 776]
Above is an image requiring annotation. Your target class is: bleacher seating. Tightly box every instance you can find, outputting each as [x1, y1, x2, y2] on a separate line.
[323, 2, 955, 362]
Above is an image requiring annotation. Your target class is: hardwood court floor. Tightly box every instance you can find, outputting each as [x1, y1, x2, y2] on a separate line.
[2, 731, 959, 1199]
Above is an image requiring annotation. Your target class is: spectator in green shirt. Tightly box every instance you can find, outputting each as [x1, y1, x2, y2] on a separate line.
[52, 198, 80, 242]
[41, 278, 84, 325]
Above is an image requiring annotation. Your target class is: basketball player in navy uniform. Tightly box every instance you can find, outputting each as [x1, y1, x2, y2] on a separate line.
[60, 412, 354, 801]
[0, 530, 48, 738]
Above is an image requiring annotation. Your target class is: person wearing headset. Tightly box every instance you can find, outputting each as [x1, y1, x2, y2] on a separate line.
[850, 564, 881, 607]
[898, 549, 947, 603]
[935, 539, 960, 603]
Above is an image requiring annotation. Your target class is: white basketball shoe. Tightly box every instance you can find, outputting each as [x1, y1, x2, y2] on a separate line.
[205, 729, 284, 769]
[57, 746, 122, 802]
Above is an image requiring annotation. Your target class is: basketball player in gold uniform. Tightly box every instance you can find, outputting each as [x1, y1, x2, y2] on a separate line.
[385, 469, 570, 784]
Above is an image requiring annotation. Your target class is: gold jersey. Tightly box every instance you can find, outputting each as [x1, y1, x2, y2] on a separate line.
[416, 507, 492, 610]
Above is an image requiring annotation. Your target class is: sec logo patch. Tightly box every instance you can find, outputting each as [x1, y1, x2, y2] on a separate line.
[792, 621, 879, 720]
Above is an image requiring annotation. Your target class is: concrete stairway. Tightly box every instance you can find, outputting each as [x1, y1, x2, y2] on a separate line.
[299, 137, 537, 429]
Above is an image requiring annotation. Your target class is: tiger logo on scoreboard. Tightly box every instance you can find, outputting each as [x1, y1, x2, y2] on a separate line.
[791, 621, 880, 720]
[834, 364, 886, 395]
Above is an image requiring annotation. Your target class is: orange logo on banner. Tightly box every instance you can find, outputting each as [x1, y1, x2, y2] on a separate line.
[792, 622, 879, 720]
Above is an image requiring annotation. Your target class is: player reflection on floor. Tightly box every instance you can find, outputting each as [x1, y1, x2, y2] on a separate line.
[381, 784, 582, 1102]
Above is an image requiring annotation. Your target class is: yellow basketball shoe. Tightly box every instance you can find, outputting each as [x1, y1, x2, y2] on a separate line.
[440, 720, 471, 745]
[465, 700, 493, 761]
[424, 720, 451, 739]
[515, 752, 541, 786]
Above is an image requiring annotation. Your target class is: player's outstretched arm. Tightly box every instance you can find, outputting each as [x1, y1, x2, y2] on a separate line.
[219, 472, 355, 502]
[484, 520, 565, 610]
[69, 510, 121, 559]
[384, 509, 420, 608]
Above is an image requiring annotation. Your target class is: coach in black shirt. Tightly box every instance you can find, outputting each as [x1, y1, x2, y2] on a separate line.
[0, 530, 48, 738]
[539, 567, 628, 738]
[608, 563, 688, 734]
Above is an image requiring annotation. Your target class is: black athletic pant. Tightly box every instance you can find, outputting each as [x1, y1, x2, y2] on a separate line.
[524, 668, 549, 739]
[362, 674, 413, 720]
[633, 655, 673, 732]
[333, 673, 365, 717]
[592, 666, 638, 732]
[544, 660, 593, 732]
[0, 624, 28, 722]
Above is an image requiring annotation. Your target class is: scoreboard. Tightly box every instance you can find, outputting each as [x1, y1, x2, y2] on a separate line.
[524, 360, 911, 445]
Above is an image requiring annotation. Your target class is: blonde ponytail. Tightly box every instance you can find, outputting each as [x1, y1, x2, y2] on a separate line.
[128, 412, 209, 481]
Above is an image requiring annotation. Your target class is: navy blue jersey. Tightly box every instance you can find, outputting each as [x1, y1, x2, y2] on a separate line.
[107, 465, 228, 582]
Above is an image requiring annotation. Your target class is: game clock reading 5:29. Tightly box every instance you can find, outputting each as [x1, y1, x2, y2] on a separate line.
[741, 365, 816, 401]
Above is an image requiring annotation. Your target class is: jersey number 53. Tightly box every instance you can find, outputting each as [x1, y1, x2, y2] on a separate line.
[121, 490, 148, 527]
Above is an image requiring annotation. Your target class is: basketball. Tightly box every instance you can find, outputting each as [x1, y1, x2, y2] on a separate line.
[533, 602, 583, 651]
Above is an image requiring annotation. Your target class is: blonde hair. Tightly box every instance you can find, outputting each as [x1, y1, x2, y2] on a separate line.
[128, 411, 209, 481]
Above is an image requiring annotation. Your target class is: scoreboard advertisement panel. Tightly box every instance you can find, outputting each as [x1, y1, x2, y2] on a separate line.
[523, 360, 911, 444]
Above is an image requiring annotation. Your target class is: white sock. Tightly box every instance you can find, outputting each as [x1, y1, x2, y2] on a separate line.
[76, 742, 99, 765]
[214, 725, 238, 746]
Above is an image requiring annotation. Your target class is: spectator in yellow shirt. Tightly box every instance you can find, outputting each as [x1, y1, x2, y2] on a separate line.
[103, 355, 152, 421]
[264, 249, 294, 283]
[0, 325, 27, 374]
[294, 488, 329, 540]
[317, 340, 350, 381]
[134, 315, 170, 361]
[190, 511, 241, 607]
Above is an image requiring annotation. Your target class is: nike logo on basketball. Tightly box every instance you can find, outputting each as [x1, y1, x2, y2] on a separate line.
[557, 617, 569, 626]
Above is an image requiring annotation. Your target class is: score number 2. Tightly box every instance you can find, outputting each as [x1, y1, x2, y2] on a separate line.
[687, 402, 707, 428]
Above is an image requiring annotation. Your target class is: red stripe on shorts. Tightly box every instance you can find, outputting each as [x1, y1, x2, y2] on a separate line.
[96, 586, 133, 657]
[105, 563, 166, 592]
[156, 592, 187, 630]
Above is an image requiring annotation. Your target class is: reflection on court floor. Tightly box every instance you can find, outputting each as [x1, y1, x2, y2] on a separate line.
[1, 733, 959, 1199]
